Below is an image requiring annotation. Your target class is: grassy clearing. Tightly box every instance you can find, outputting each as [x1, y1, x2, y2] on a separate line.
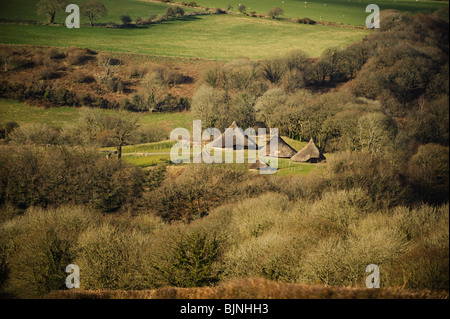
[0, 98, 194, 132]
[123, 153, 172, 166]
[273, 158, 324, 177]
[196, 0, 448, 25]
[0, 99, 80, 127]
[0, 15, 369, 59]
[102, 141, 176, 166]
[114, 141, 323, 177]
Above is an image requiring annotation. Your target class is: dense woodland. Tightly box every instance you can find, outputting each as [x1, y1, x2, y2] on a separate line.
[0, 9, 448, 297]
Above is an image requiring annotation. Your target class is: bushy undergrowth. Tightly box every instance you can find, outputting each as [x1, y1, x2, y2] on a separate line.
[0, 145, 146, 213]
[0, 143, 447, 297]
[0, 190, 447, 298]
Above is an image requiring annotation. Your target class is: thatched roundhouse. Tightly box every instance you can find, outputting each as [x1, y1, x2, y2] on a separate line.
[248, 158, 269, 170]
[291, 138, 326, 163]
[259, 136, 297, 158]
[211, 121, 258, 150]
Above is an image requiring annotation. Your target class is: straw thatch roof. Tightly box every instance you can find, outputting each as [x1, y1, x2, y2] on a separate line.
[248, 158, 269, 170]
[211, 121, 258, 149]
[259, 136, 297, 158]
[291, 138, 326, 163]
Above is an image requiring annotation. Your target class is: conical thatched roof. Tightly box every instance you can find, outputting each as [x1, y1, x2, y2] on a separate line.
[248, 158, 269, 170]
[291, 138, 326, 163]
[211, 121, 258, 149]
[259, 136, 297, 158]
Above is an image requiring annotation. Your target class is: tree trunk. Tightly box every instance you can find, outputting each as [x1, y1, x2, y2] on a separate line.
[117, 145, 122, 159]
[49, 12, 56, 24]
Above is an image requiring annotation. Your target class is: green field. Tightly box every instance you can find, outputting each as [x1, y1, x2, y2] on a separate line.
[0, 0, 200, 24]
[0, 0, 446, 59]
[0, 14, 369, 59]
[0, 0, 446, 29]
[0, 98, 194, 131]
[197, 0, 448, 25]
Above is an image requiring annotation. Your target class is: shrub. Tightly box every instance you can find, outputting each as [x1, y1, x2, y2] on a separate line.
[151, 65, 189, 85]
[202, 66, 227, 88]
[0, 146, 145, 213]
[154, 95, 190, 113]
[214, 8, 227, 14]
[223, 232, 299, 281]
[390, 219, 449, 290]
[182, 1, 197, 7]
[301, 212, 408, 287]
[38, 64, 59, 80]
[66, 48, 90, 65]
[327, 151, 411, 208]
[220, 193, 305, 281]
[164, 6, 184, 18]
[48, 47, 66, 60]
[268, 7, 284, 19]
[224, 58, 260, 91]
[282, 68, 306, 92]
[407, 143, 449, 204]
[126, 63, 150, 79]
[76, 222, 153, 290]
[307, 188, 376, 228]
[261, 58, 286, 84]
[298, 17, 316, 25]
[71, 70, 94, 83]
[154, 232, 223, 288]
[0, 121, 19, 140]
[0, 206, 97, 297]
[228, 193, 292, 241]
[149, 165, 250, 222]
[191, 84, 230, 130]
[8, 123, 59, 146]
[392, 204, 449, 241]
[120, 14, 132, 25]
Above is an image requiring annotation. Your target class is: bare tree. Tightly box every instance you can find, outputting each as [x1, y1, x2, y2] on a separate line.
[81, 0, 108, 26]
[268, 7, 284, 19]
[238, 4, 246, 13]
[36, 0, 68, 24]
[102, 114, 138, 159]
[261, 58, 285, 84]
[79, 108, 138, 158]
[0, 49, 14, 72]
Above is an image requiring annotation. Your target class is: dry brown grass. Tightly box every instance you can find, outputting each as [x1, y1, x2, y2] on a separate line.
[0, 44, 219, 105]
[42, 278, 449, 300]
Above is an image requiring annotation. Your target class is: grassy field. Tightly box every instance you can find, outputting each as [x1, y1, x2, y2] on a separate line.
[109, 140, 323, 177]
[0, 98, 194, 131]
[0, 14, 369, 59]
[0, 0, 446, 26]
[0, 99, 80, 127]
[196, 0, 448, 25]
[122, 149, 323, 175]
[0, 0, 200, 24]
